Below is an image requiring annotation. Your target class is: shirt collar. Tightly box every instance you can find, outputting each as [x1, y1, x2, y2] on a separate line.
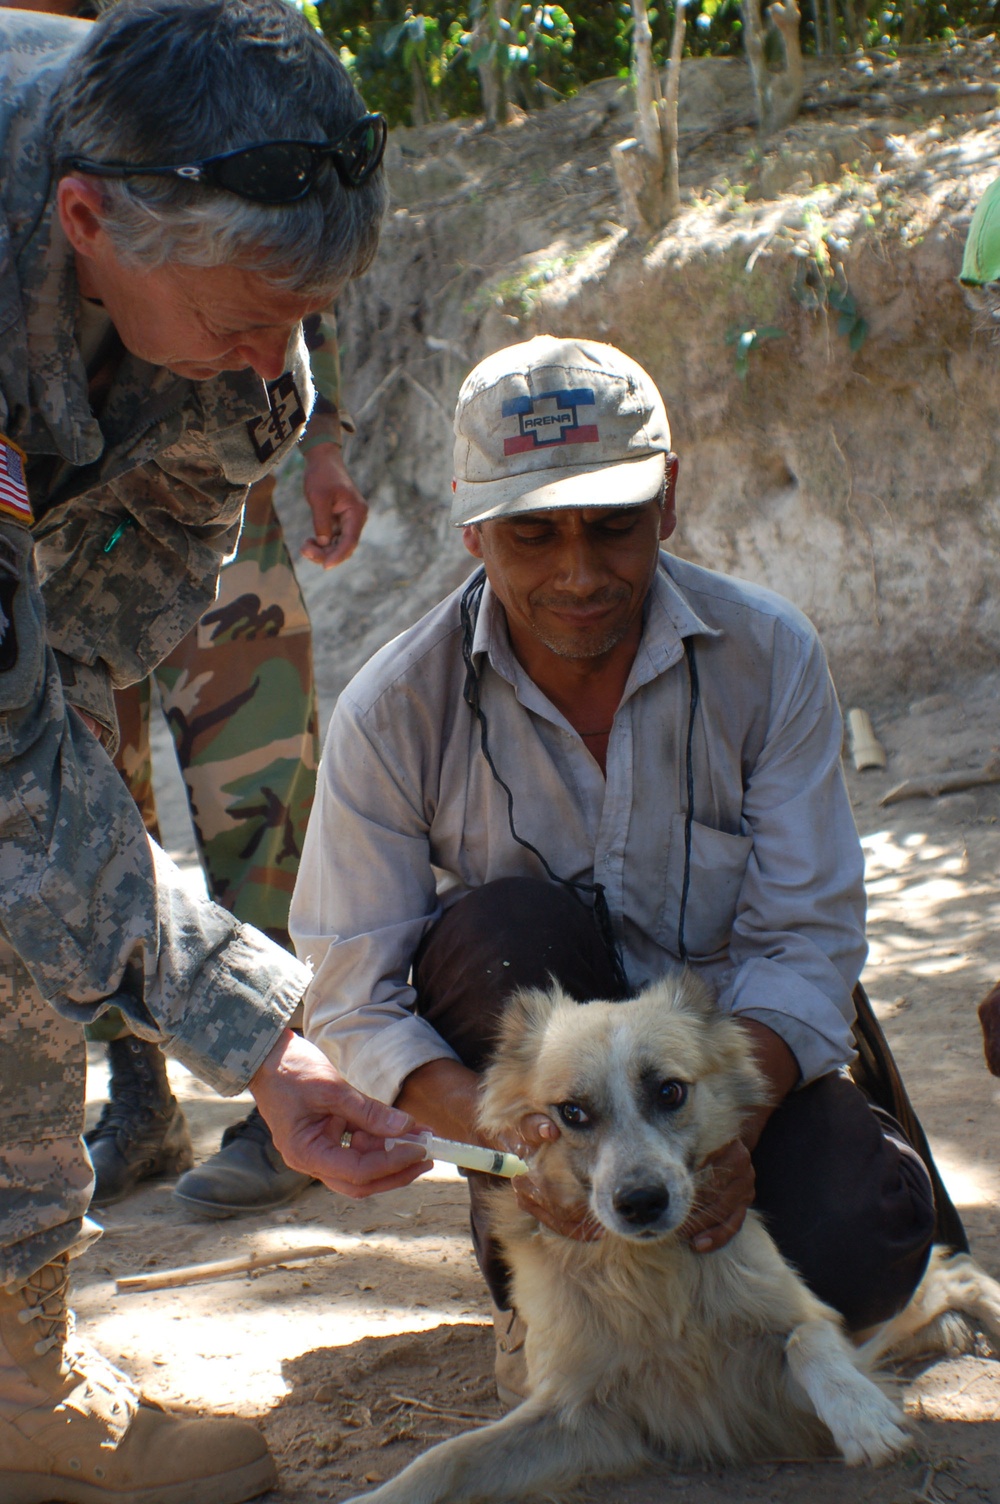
[470, 552, 721, 704]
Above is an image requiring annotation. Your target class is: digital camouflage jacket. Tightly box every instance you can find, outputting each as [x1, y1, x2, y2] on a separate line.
[0, 9, 313, 1093]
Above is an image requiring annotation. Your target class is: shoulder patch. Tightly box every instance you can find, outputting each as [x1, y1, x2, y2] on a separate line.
[0, 435, 33, 527]
[246, 373, 307, 463]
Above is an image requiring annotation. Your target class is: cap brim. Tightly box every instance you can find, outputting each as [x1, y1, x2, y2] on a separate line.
[451, 451, 666, 527]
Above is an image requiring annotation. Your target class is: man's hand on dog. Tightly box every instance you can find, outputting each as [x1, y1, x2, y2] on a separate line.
[502, 1114, 606, 1243]
[396, 1060, 605, 1241]
[678, 1137, 757, 1253]
[679, 1019, 801, 1255]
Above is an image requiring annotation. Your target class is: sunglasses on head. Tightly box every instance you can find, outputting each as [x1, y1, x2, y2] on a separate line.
[61, 113, 387, 204]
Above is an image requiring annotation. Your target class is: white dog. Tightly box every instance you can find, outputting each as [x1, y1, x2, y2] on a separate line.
[346, 973, 1000, 1504]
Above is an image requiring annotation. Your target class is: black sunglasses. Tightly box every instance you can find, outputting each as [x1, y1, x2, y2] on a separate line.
[62, 113, 387, 204]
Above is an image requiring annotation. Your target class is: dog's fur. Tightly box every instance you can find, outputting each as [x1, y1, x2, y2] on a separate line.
[347, 973, 1000, 1504]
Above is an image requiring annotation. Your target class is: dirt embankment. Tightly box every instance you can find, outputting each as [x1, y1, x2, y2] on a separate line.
[276, 40, 1000, 719]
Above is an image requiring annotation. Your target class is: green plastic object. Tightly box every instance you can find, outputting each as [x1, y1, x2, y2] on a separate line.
[961, 176, 1000, 286]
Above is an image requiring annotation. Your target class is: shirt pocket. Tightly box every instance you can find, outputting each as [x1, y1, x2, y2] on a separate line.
[660, 812, 752, 962]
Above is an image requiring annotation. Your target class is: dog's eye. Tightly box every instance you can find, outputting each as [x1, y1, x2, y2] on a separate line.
[658, 1080, 688, 1110]
[556, 1102, 591, 1128]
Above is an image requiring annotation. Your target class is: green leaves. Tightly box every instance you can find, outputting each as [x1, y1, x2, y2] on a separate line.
[826, 281, 869, 352]
[792, 257, 869, 352]
[724, 324, 785, 380]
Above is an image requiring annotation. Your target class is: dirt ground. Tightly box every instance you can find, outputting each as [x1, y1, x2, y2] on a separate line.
[74, 666, 1000, 1503]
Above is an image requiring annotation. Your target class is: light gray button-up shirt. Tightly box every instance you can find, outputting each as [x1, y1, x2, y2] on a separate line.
[291, 553, 866, 1105]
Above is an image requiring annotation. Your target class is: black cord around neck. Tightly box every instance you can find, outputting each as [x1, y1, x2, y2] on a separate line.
[677, 636, 700, 964]
[459, 569, 630, 994]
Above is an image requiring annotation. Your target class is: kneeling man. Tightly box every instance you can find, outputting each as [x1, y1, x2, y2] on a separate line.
[291, 337, 937, 1390]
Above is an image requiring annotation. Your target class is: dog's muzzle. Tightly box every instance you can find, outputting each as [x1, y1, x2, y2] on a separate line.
[612, 1182, 671, 1232]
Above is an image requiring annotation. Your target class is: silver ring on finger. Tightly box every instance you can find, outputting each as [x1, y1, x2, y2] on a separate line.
[340, 1130, 354, 1150]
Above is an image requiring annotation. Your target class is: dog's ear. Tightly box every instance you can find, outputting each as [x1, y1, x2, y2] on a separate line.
[477, 983, 570, 1134]
[699, 1013, 771, 1136]
[668, 968, 716, 1020]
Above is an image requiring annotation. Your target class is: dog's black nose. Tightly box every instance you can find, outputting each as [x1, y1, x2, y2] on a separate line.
[613, 1184, 670, 1226]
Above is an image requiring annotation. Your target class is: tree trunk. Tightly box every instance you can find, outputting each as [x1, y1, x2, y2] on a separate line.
[900, 0, 924, 44]
[842, 0, 858, 47]
[632, 0, 665, 167]
[472, 0, 509, 128]
[810, 0, 825, 57]
[768, 0, 804, 129]
[611, 0, 686, 235]
[410, 56, 431, 127]
[742, 0, 804, 136]
[742, 0, 772, 132]
[660, 0, 687, 222]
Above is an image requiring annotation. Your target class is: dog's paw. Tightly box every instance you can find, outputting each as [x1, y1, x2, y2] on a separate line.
[828, 1386, 909, 1467]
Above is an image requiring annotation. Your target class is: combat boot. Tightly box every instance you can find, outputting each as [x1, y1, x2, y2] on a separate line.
[84, 1036, 194, 1205]
[173, 1106, 315, 1217]
[0, 1253, 277, 1504]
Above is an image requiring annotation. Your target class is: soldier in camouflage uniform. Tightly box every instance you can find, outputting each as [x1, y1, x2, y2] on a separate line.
[88, 308, 367, 1215]
[0, 5, 426, 1501]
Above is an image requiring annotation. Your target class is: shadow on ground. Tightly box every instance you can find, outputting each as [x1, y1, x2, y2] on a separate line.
[262, 1322, 1000, 1504]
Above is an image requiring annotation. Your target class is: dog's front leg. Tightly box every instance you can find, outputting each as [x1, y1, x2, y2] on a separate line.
[340, 1394, 645, 1504]
[785, 1318, 908, 1466]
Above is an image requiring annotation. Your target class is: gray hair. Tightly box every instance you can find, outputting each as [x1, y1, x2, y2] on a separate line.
[52, 0, 386, 297]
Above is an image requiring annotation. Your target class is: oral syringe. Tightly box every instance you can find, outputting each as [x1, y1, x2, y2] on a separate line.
[386, 1132, 530, 1178]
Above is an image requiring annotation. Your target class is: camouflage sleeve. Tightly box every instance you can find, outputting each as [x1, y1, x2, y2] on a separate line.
[299, 309, 353, 452]
[33, 459, 245, 746]
[0, 517, 304, 1094]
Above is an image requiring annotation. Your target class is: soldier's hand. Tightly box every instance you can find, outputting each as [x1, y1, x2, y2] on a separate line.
[249, 1030, 429, 1196]
[678, 1136, 756, 1254]
[300, 442, 368, 568]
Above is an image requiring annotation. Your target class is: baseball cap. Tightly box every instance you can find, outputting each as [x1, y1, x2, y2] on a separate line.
[961, 176, 1000, 286]
[450, 336, 671, 526]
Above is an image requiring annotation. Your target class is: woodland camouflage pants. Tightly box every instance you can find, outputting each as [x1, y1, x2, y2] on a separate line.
[113, 476, 319, 951]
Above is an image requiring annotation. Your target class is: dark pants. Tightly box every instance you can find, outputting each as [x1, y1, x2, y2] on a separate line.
[414, 878, 936, 1332]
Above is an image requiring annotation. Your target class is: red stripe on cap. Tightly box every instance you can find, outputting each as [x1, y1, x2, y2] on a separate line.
[503, 433, 541, 455]
[502, 424, 601, 457]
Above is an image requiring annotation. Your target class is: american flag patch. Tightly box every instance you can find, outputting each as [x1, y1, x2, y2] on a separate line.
[0, 436, 32, 526]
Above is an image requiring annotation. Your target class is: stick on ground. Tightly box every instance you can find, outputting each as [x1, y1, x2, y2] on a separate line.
[879, 754, 1000, 807]
[115, 1243, 339, 1293]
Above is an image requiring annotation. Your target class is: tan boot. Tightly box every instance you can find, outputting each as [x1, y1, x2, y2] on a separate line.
[0, 1254, 276, 1504]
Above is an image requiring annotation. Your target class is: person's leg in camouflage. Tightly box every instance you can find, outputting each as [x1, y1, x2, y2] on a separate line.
[88, 477, 320, 1214]
[157, 477, 319, 1215]
[0, 949, 95, 1287]
[158, 476, 319, 956]
[83, 676, 196, 1205]
[0, 942, 275, 1500]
